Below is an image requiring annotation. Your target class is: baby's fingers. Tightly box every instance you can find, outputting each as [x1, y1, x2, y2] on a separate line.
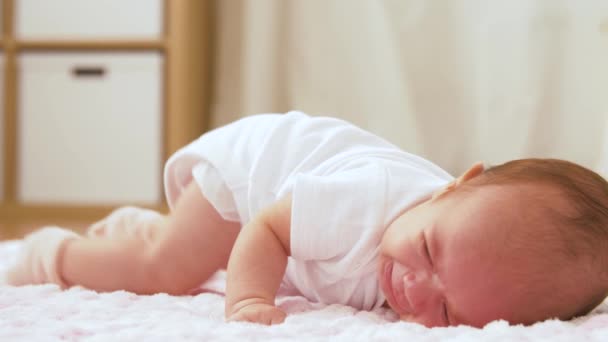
[228, 303, 286, 325]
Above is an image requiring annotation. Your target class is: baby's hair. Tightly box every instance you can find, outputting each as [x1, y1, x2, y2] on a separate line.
[469, 158, 608, 320]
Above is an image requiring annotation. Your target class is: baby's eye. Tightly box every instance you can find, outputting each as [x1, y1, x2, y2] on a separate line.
[420, 233, 433, 268]
[442, 302, 450, 326]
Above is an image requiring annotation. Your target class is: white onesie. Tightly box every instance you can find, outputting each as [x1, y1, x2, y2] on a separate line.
[164, 111, 453, 310]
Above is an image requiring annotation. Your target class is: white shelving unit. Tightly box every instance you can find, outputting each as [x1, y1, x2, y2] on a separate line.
[0, 0, 213, 235]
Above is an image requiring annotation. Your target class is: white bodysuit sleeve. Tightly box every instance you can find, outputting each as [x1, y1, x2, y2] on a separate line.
[290, 164, 388, 262]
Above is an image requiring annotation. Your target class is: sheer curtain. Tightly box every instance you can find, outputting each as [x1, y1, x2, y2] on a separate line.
[211, 0, 608, 175]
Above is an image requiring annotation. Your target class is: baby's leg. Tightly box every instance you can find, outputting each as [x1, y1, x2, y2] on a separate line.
[86, 206, 165, 243]
[10, 181, 240, 295]
[6, 207, 165, 288]
[61, 182, 241, 294]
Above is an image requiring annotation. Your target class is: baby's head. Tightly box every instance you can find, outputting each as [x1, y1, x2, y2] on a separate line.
[379, 159, 608, 328]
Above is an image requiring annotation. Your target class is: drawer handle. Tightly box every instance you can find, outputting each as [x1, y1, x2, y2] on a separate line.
[72, 66, 106, 77]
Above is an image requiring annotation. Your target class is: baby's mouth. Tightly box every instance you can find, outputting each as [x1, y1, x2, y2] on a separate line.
[382, 260, 414, 315]
[391, 261, 415, 314]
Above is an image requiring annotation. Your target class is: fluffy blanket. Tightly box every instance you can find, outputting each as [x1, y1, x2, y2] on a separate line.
[1, 240, 607, 341]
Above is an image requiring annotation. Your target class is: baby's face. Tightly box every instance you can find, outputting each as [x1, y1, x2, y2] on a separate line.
[379, 173, 533, 327]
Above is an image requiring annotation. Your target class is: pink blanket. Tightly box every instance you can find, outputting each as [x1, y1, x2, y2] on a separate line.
[1, 240, 607, 341]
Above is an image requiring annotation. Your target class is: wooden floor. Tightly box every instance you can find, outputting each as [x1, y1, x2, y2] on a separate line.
[0, 220, 90, 241]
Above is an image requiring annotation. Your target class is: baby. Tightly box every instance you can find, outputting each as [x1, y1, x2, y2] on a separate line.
[6, 111, 608, 328]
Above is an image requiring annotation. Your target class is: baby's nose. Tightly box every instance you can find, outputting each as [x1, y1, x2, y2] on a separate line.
[403, 270, 443, 313]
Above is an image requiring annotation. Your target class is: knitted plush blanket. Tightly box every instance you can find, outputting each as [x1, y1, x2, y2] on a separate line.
[1, 240, 607, 341]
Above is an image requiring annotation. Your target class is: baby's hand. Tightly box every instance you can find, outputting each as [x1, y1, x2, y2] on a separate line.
[227, 302, 286, 325]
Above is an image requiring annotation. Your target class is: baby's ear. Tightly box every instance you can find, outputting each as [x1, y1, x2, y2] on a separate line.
[431, 162, 484, 200]
[455, 162, 485, 186]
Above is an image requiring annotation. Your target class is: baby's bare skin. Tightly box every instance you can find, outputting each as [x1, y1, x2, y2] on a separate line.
[224, 196, 292, 324]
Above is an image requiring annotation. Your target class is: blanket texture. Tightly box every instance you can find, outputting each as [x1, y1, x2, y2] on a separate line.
[1, 240, 607, 341]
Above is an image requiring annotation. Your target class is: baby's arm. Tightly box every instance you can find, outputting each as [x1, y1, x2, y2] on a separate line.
[225, 196, 292, 325]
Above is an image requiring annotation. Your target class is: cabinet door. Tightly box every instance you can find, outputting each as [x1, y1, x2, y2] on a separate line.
[18, 52, 163, 205]
[16, 0, 162, 40]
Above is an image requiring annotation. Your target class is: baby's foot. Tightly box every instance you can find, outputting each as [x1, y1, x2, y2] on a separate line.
[86, 206, 164, 243]
[6, 227, 80, 287]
